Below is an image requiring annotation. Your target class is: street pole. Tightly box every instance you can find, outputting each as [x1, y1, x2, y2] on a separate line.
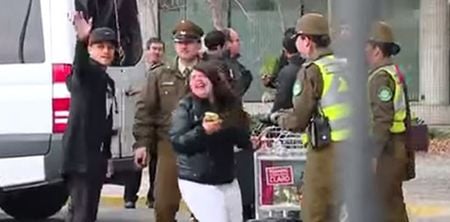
[335, 0, 381, 221]
[327, 0, 333, 29]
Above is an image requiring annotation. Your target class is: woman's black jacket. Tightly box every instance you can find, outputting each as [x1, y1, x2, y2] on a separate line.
[169, 95, 252, 185]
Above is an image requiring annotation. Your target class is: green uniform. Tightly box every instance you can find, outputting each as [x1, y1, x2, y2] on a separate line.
[277, 13, 352, 222]
[368, 63, 409, 222]
[133, 61, 191, 221]
[133, 19, 204, 222]
[279, 48, 349, 222]
[367, 21, 411, 222]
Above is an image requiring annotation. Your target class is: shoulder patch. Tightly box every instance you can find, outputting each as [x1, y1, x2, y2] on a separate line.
[377, 86, 393, 102]
[292, 80, 302, 96]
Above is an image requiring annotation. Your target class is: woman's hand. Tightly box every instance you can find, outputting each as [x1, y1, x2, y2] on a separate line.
[202, 119, 222, 135]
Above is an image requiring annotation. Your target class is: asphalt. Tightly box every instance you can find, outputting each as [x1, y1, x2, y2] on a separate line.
[0, 207, 191, 222]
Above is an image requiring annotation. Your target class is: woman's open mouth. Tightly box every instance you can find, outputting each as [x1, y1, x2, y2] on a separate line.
[194, 82, 205, 89]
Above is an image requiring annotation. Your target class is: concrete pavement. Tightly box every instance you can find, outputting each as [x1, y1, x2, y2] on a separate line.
[100, 153, 450, 221]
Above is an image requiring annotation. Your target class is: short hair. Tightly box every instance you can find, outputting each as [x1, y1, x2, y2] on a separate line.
[146, 37, 165, 50]
[284, 27, 296, 38]
[223, 28, 233, 42]
[282, 35, 298, 54]
[204, 30, 226, 50]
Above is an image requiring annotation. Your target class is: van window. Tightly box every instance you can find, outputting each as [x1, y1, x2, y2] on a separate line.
[0, 0, 45, 64]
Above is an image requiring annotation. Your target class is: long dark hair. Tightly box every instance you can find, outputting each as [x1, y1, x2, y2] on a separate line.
[191, 60, 238, 111]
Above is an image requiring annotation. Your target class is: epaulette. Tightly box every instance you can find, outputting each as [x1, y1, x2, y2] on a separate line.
[152, 64, 175, 77]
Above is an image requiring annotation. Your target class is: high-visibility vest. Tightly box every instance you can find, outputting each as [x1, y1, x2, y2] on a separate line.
[369, 64, 407, 133]
[312, 55, 351, 141]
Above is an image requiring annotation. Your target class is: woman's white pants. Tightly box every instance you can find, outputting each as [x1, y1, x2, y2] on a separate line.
[178, 178, 243, 222]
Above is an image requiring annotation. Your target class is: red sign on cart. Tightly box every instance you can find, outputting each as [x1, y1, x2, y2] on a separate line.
[265, 166, 294, 186]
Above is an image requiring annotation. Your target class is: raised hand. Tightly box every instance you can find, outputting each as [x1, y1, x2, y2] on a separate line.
[70, 11, 93, 41]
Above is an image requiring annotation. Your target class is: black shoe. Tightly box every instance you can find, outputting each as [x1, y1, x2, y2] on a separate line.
[124, 201, 136, 209]
[189, 214, 198, 222]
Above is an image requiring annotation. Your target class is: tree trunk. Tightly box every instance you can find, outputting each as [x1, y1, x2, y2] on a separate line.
[136, 0, 158, 46]
[206, 0, 227, 30]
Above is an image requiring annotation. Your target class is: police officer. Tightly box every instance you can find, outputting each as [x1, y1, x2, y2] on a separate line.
[273, 13, 350, 221]
[365, 21, 409, 222]
[133, 20, 203, 222]
[123, 38, 166, 209]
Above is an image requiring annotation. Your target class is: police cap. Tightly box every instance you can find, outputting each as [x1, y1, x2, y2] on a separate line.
[369, 21, 401, 54]
[370, 21, 396, 43]
[296, 13, 329, 36]
[172, 20, 204, 43]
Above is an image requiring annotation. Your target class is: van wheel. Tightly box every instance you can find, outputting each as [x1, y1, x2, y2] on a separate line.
[0, 183, 68, 220]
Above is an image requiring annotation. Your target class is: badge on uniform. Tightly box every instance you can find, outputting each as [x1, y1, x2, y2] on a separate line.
[377, 86, 393, 102]
[292, 80, 302, 97]
[161, 81, 175, 86]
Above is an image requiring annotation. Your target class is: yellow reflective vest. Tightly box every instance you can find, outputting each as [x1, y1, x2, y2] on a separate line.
[312, 55, 351, 141]
[369, 64, 407, 133]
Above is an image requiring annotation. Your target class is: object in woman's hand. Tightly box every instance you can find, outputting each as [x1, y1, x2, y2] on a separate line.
[202, 112, 222, 135]
[203, 112, 220, 122]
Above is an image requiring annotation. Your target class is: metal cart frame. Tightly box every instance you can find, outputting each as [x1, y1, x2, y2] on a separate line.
[252, 126, 307, 219]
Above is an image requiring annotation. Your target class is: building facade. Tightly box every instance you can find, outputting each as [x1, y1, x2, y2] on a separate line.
[139, 0, 450, 125]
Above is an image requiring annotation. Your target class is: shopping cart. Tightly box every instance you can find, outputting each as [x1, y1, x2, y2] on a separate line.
[250, 121, 349, 222]
[252, 125, 307, 220]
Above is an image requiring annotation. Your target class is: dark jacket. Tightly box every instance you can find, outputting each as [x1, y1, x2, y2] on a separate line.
[62, 41, 116, 174]
[169, 95, 252, 185]
[271, 53, 304, 112]
[201, 50, 253, 98]
[229, 57, 253, 97]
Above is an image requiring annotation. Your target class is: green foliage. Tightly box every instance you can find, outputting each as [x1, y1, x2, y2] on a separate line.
[259, 55, 280, 77]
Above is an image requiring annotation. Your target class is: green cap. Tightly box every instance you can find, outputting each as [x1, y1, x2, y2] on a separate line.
[370, 21, 395, 43]
[172, 20, 204, 43]
[296, 13, 329, 36]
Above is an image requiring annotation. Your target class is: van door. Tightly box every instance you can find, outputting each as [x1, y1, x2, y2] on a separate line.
[0, 0, 52, 134]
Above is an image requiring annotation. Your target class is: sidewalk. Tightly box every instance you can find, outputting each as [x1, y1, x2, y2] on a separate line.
[100, 153, 450, 220]
[100, 168, 190, 211]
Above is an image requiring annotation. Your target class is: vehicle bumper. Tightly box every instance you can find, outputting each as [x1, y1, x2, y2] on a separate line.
[0, 134, 64, 192]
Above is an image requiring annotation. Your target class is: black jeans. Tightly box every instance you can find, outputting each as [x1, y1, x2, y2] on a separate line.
[65, 159, 107, 222]
[124, 154, 157, 202]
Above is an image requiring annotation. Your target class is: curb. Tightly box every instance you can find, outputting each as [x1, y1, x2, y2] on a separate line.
[407, 204, 450, 218]
[100, 196, 189, 212]
[100, 195, 450, 218]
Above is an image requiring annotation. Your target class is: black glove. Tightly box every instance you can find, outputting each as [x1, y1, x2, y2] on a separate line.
[269, 112, 283, 125]
[258, 113, 273, 125]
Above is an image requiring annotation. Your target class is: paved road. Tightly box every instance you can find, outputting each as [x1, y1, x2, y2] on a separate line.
[1, 153, 450, 222]
[0, 207, 191, 222]
[2, 207, 450, 222]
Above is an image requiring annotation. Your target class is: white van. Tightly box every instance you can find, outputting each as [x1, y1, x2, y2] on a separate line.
[0, 0, 148, 219]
